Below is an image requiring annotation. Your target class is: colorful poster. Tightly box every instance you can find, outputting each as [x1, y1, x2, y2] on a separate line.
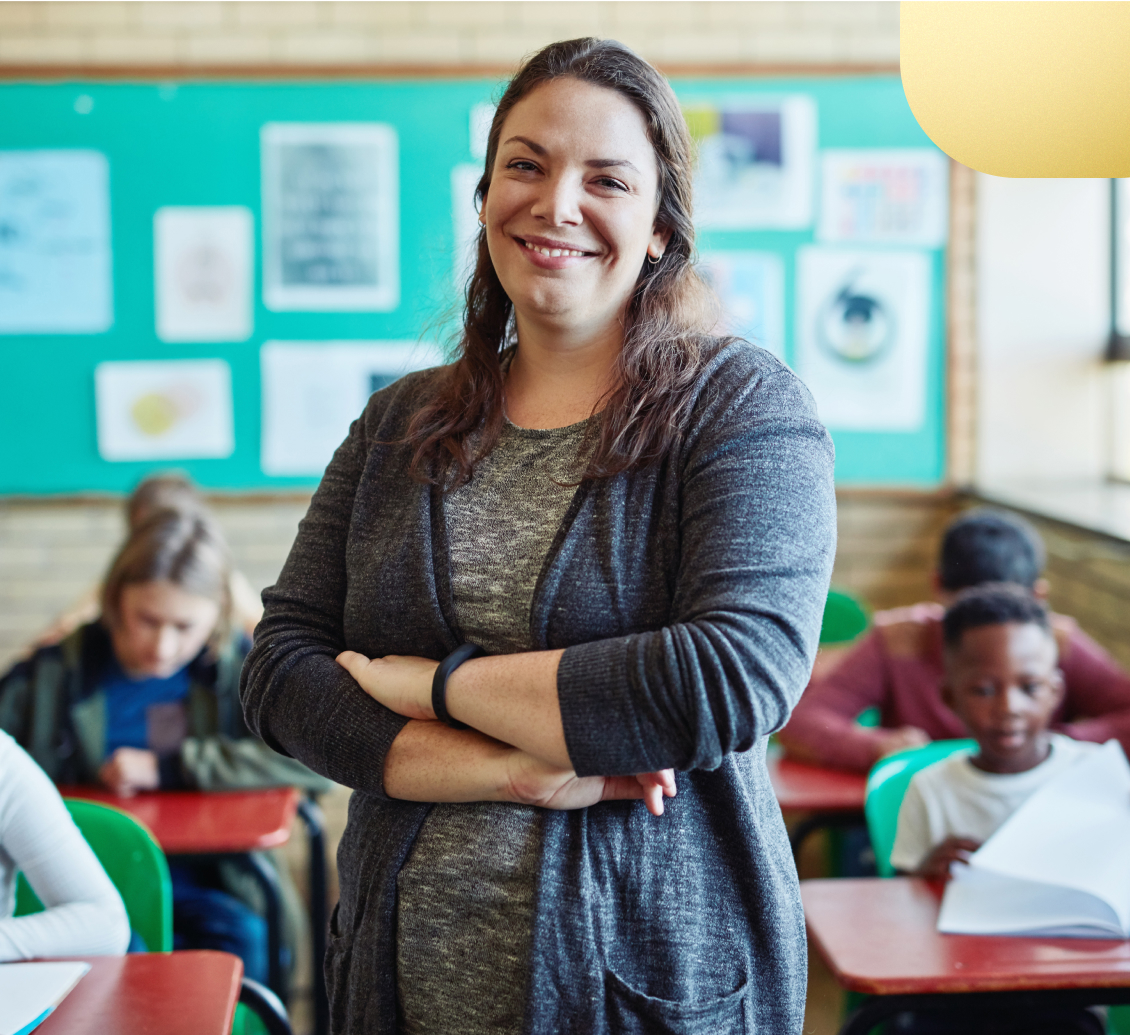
[260, 340, 444, 477]
[261, 123, 399, 312]
[155, 206, 253, 343]
[699, 250, 786, 360]
[0, 149, 112, 334]
[451, 163, 481, 294]
[95, 359, 234, 460]
[818, 149, 949, 247]
[795, 247, 930, 432]
[684, 95, 816, 230]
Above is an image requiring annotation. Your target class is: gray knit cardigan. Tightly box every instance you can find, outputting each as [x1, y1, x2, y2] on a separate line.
[240, 339, 837, 1035]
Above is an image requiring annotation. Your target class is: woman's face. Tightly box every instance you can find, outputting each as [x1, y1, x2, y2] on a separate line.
[110, 579, 220, 679]
[483, 77, 671, 341]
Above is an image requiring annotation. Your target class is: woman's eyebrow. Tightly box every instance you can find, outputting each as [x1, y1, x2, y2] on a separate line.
[501, 136, 640, 174]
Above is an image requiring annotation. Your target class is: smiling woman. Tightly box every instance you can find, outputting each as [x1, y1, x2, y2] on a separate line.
[241, 37, 837, 1035]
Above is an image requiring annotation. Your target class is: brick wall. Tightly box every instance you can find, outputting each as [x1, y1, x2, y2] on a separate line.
[0, 1, 899, 70]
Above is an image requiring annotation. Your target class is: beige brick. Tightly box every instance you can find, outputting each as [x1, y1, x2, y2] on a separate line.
[606, 1, 706, 31]
[747, 27, 846, 63]
[701, 2, 791, 30]
[275, 29, 377, 62]
[367, 29, 464, 62]
[420, 1, 513, 30]
[843, 28, 900, 64]
[90, 32, 182, 63]
[232, 1, 323, 28]
[137, 1, 227, 30]
[648, 27, 745, 63]
[0, 2, 45, 29]
[43, 1, 134, 29]
[465, 27, 571, 64]
[0, 33, 87, 63]
[183, 32, 274, 64]
[326, 1, 415, 29]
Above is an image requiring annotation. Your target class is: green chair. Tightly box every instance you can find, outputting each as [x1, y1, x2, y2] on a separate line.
[15, 798, 173, 952]
[820, 588, 870, 645]
[864, 739, 976, 876]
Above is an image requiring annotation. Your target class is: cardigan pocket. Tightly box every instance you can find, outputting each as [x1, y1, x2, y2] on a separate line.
[604, 969, 748, 1034]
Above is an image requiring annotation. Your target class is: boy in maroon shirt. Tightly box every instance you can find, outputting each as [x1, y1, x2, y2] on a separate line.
[779, 509, 1130, 772]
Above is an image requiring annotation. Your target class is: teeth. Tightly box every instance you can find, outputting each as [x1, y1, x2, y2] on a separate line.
[523, 240, 586, 258]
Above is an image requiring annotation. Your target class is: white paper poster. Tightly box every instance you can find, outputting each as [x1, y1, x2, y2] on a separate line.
[155, 206, 253, 342]
[699, 250, 786, 360]
[818, 149, 949, 248]
[469, 103, 494, 161]
[261, 123, 399, 312]
[794, 247, 930, 432]
[685, 95, 816, 230]
[261, 340, 444, 477]
[0, 150, 112, 334]
[451, 163, 481, 293]
[95, 359, 234, 461]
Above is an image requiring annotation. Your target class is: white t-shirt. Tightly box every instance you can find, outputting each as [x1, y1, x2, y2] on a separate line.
[0, 730, 130, 959]
[889, 733, 1098, 873]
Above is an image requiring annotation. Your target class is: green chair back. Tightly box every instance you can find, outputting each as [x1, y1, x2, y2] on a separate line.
[820, 588, 870, 645]
[864, 740, 977, 876]
[15, 798, 173, 952]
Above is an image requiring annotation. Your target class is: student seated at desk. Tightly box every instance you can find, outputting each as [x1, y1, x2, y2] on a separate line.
[28, 472, 263, 654]
[889, 584, 1096, 877]
[0, 508, 331, 982]
[779, 509, 1130, 771]
[0, 729, 130, 960]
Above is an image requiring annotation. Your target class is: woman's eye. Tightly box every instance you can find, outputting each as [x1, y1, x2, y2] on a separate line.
[506, 159, 538, 172]
[594, 177, 628, 192]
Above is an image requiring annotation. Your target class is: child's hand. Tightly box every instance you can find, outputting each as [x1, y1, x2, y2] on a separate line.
[98, 747, 159, 797]
[915, 836, 981, 880]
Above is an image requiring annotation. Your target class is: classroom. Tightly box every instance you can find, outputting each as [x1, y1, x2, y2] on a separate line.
[1, 2, 1129, 1035]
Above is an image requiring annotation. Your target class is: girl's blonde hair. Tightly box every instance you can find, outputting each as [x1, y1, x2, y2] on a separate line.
[100, 508, 233, 653]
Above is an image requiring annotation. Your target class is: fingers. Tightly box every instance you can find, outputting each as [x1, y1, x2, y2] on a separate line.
[642, 781, 666, 817]
[336, 650, 372, 675]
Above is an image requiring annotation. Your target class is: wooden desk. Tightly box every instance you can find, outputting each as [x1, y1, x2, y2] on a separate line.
[37, 951, 241, 1035]
[768, 754, 867, 857]
[802, 877, 1130, 1035]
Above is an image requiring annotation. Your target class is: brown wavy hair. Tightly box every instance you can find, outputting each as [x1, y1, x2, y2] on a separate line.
[406, 36, 721, 487]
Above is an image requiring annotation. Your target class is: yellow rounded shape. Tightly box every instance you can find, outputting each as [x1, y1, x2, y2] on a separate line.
[130, 392, 179, 437]
[901, 1, 1130, 177]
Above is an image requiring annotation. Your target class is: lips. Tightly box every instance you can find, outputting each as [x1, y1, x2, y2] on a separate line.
[512, 234, 599, 270]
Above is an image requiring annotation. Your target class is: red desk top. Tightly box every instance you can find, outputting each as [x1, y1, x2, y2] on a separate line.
[37, 951, 241, 1035]
[58, 786, 298, 855]
[802, 877, 1130, 996]
[768, 754, 867, 813]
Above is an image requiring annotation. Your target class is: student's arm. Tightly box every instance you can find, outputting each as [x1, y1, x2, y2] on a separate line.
[1055, 624, 1130, 754]
[777, 631, 918, 772]
[0, 737, 130, 960]
[888, 779, 935, 875]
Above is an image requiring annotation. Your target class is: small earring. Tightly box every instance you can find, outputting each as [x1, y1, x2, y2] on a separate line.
[647, 251, 663, 265]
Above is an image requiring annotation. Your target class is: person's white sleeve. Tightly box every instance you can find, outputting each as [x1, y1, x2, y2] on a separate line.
[0, 736, 131, 960]
[888, 778, 934, 874]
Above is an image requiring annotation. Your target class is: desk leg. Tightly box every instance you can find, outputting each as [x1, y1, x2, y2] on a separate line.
[298, 797, 329, 1035]
[239, 852, 286, 1002]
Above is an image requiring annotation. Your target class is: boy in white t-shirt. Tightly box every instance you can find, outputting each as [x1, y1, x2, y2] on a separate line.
[890, 584, 1097, 877]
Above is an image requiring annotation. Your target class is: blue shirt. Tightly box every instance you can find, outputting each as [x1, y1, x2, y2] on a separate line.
[100, 658, 191, 756]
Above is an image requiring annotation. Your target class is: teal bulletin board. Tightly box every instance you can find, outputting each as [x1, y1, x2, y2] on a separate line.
[0, 75, 947, 494]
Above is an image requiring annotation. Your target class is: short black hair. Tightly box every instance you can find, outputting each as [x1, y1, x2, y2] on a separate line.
[942, 583, 1051, 650]
[938, 509, 1046, 591]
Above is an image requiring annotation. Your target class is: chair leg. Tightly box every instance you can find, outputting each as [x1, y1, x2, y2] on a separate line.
[240, 977, 294, 1035]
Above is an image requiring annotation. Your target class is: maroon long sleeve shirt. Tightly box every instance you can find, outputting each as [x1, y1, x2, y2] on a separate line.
[778, 602, 1130, 772]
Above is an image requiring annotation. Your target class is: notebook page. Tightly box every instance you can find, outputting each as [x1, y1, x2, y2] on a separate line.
[969, 741, 1130, 933]
[0, 961, 90, 1035]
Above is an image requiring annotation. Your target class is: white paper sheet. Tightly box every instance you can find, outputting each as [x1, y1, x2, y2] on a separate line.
[699, 250, 786, 360]
[939, 741, 1130, 938]
[0, 960, 89, 1035]
[155, 206, 253, 342]
[261, 123, 399, 312]
[95, 359, 235, 461]
[451, 163, 482, 294]
[469, 103, 494, 161]
[685, 95, 816, 230]
[794, 247, 930, 432]
[0, 150, 112, 334]
[818, 149, 949, 248]
[260, 340, 444, 477]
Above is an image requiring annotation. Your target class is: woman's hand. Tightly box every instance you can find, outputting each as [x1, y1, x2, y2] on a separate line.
[505, 751, 677, 816]
[914, 836, 981, 880]
[337, 651, 438, 721]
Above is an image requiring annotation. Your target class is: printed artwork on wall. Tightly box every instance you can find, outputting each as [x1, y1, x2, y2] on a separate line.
[794, 247, 931, 432]
[451, 163, 481, 294]
[683, 95, 816, 230]
[817, 149, 949, 248]
[95, 359, 234, 460]
[260, 340, 444, 477]
[261, 122, 399, 312]
[154, 206, 254, 342]
[0, 149, 113, 334]
[699, 250, 786, 360]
